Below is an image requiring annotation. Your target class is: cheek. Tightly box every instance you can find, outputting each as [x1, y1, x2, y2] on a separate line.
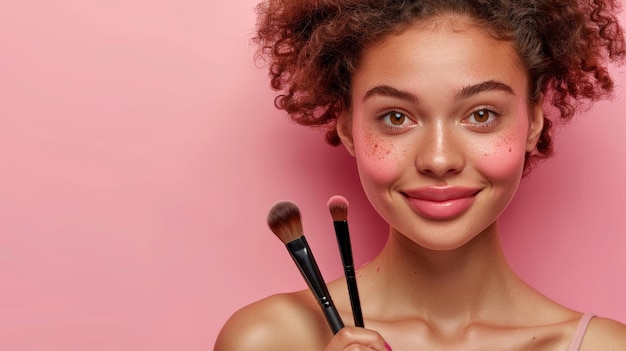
[474, 122, 528, 180]
[353, 125, 403, 187]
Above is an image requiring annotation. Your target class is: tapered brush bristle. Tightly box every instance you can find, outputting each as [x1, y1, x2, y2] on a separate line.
[267, 201, 304, 244]
[327, 195, 349, 222]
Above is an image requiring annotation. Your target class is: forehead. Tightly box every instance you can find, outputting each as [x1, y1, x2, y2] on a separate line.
[352, 15, 528, 99]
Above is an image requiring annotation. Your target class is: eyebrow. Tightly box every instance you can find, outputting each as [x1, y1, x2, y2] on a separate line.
[362, 85, 418, 103]
[455, 80, 515, 99]
[361, 80, 515, 103]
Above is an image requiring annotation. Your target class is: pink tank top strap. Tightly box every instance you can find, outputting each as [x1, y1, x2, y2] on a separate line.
[567, 313, 595, 351]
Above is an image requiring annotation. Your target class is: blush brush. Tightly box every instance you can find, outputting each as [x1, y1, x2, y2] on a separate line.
[267, 201, 344, 334]
[328, 195, 364, 327]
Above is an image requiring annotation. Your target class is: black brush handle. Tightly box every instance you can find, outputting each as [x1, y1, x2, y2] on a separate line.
[334, 220, 364, 327]
[286, 236, 344, 334]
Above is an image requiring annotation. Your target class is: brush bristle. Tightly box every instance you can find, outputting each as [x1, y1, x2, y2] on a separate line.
[267, 201, 304, 244]
[327, 195, 349, 221]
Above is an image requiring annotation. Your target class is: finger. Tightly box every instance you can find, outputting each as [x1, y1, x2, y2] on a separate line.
[324, 327, 390, 351]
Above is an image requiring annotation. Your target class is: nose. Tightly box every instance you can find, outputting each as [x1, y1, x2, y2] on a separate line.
[414, 122, 465, 177]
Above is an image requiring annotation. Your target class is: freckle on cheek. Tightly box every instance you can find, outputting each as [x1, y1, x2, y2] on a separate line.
[356, 129, 398, 183]
[362, 130, 390, 160]
[478, 130, 525, 178]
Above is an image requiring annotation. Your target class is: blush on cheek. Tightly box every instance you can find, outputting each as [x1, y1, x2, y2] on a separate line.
[354, 128, 400, 184]
[476, 129, 527, 180]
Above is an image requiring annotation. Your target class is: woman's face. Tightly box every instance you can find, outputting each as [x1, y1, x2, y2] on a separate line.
[337, 15, 544, 250]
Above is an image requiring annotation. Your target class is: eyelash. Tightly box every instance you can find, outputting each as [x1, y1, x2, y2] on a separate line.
[376, 109, 414, 131]
[464, 108, 501, 128]
[375, 107, 501, 131]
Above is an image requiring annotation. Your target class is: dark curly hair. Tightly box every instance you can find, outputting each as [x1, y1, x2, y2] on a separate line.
[254, 0, 625, 169]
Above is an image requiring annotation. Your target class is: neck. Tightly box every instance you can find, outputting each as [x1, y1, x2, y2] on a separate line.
[362, 222, 520, 327]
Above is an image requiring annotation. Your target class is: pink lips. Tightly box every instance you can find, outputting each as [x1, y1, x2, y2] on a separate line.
[402, 186, 480, 220]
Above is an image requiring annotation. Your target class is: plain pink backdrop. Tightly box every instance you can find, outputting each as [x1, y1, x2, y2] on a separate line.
[0, 1, 624, 350]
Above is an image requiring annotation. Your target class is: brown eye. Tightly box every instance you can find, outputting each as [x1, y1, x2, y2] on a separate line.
[388, 112, 406, 125]
[472, 109, 490, 123]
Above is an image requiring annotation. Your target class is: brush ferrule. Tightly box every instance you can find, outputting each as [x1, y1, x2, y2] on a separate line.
[333, 221, 354, 267]
[286, 237, 332, 307]
[285, 236, 344, 333]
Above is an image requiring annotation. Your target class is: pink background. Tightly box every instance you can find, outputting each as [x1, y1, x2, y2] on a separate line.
[0, 1, 624, 350]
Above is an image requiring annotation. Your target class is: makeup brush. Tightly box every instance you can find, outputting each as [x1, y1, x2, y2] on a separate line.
[267, 201, 344, 334]
[327, 195, 364, 328]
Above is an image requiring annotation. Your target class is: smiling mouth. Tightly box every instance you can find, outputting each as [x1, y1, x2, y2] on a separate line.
[402, 187, 481, 220]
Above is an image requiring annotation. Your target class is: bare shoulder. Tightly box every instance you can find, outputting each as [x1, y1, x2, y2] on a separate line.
[214, 291, 330, 351]
[580, 316, 626, 350]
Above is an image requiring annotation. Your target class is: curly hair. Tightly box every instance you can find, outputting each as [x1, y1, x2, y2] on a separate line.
[254, 0, 625, 169]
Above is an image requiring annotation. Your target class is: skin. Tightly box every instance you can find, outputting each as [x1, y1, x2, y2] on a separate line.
[215, 14, 626, 351]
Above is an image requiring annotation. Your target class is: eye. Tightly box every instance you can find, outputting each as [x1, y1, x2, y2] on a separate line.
[380, 111, 412, 127]
[466, 108, 498, 127]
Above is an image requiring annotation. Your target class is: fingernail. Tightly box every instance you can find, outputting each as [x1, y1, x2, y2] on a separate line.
[384, 342, 392, 351]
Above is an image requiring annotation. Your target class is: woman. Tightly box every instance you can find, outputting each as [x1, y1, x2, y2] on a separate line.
[215, 1, 626, 350]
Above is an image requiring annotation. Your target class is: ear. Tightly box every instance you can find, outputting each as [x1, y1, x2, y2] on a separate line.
[526, 104, 544, 152]
[336, 110, 356, 156]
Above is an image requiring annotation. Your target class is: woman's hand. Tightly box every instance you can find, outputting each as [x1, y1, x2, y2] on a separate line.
[324, 327, 392, 351]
